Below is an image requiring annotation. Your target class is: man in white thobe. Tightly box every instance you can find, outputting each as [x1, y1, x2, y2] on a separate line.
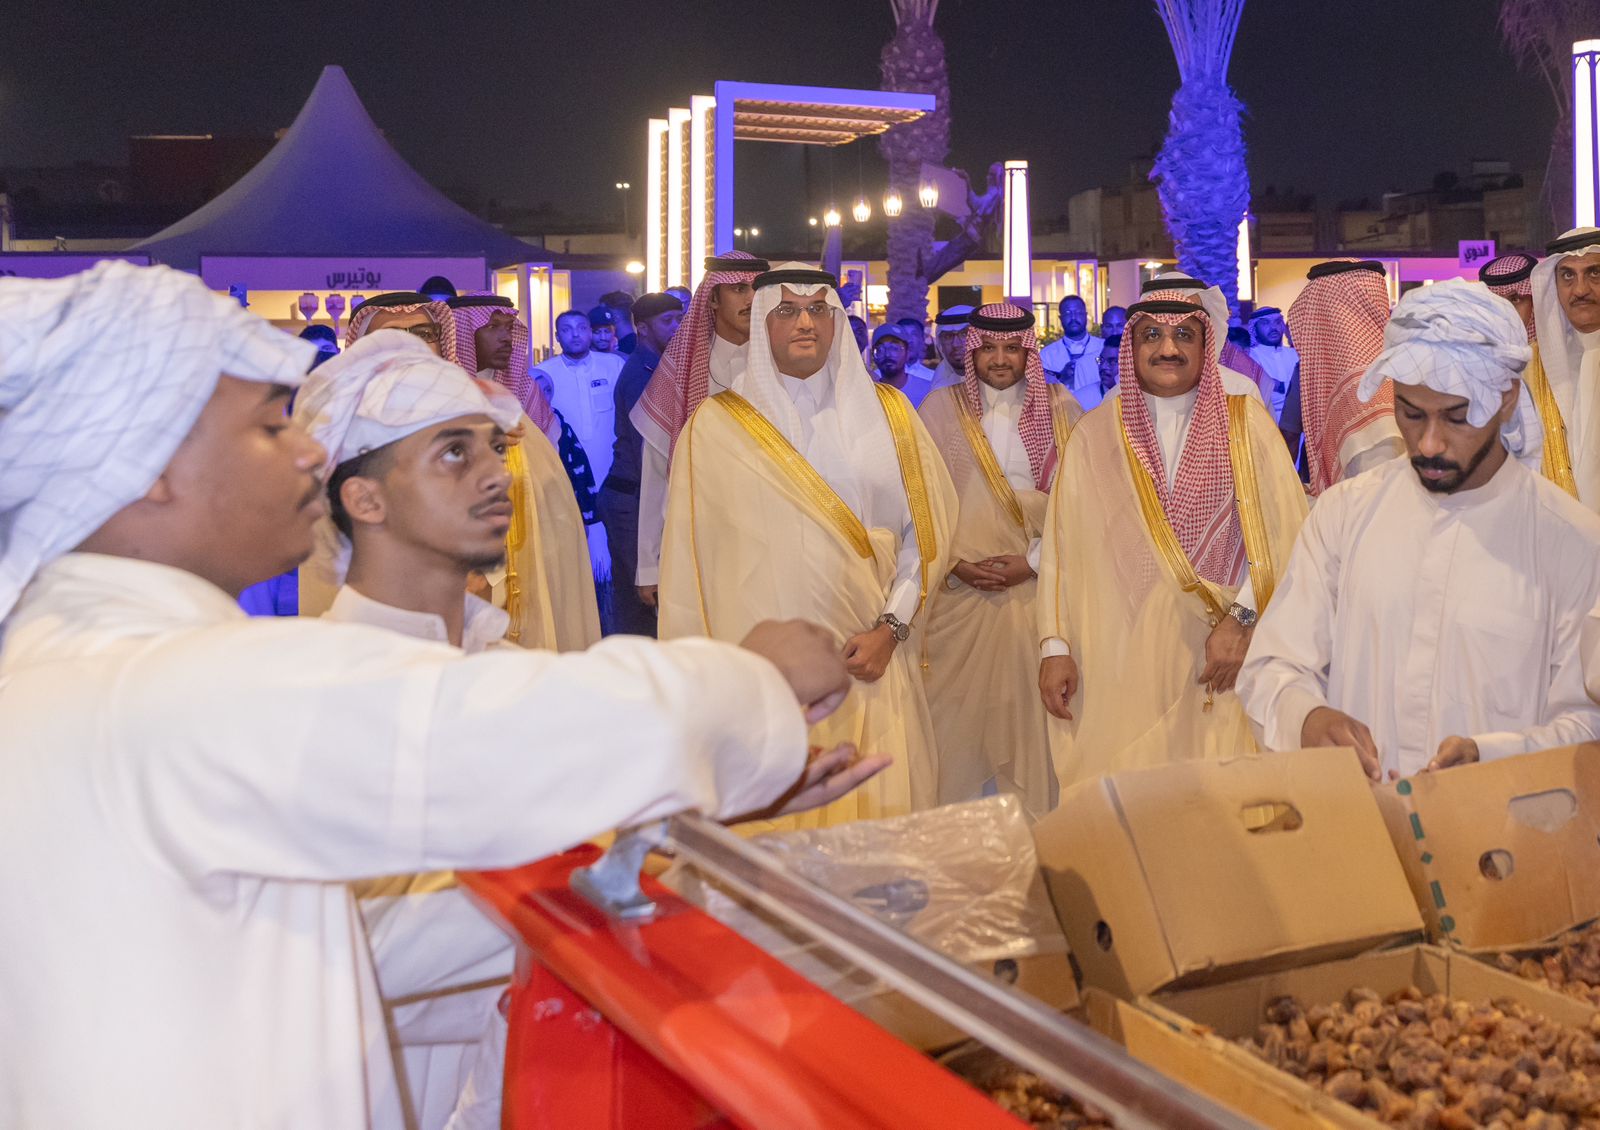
[931, 304, 974, 389]
[531, 309, 627, 491]
[1247, 306, 1300, 421]
[1240, 279, 1600, 782]
[629, 252, 767, 611]
[1531, 227, 1600, 509]
[0, 262, 849, 1128]
[1039, 295, 1103, 404]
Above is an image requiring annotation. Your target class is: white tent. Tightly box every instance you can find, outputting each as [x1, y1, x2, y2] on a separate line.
[132, 66, 537, 271]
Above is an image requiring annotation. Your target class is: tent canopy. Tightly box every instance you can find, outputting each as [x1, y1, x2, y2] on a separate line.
[132, 66, 538, 270]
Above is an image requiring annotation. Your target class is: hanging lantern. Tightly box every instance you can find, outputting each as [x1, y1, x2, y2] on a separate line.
[883, 189, 903, 217]
[918, 180, 940, 209]
[852, 197, 872, 224]
[823, 206, 842, 227]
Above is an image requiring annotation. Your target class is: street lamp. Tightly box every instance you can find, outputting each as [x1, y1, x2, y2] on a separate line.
[749, 227, 761, 238]
[918, 180, 939, 209]
[884, 188, 903, 217]
[1576, 40, 1600, 228]
[808, 216, 820, 227]
[824, 206, 842, 227]
[615, 181, 632, 239]
[852, 197, 872, 224]
[1001, 160, 1031, 306]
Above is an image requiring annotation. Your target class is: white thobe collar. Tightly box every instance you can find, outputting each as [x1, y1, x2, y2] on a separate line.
[1142, 385, 1201, 486]
[709, 332, 744, 392]
[778, 364, 835, 414]
[980, 377, 1026, 413]
[325, 584, 509, 654]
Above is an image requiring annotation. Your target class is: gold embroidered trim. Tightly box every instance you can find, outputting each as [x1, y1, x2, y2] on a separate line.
[1227, 394, 1278, 612]
[1116, 396, 1228, 624]
[956, 391, 1027, 530]
[874, 383, 938, 615]
[502, 441, 528, 644]
[712, 391, 873, 558]
[1525, 346, 1579, 497]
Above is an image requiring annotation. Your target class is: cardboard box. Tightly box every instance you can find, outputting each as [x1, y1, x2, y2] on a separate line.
[1139, 944, 1599, 1128]
[1372, 743, 1600, 952]
[1033, 749, 1424, 999]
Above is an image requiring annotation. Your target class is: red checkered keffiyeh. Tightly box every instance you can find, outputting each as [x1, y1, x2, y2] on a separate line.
[1119, 290, 1245, 585]
[961, 302, 1059, 490]
[437, 295, 559, 443]
[1286, 261, 1392, 495]
[1219, 338, 1275, 401]
[344, 294, 445, 348]
[633, 250, 764, 460]
[1480, 252, 1538, 342]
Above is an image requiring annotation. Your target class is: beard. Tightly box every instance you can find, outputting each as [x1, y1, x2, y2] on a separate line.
[463, 550, 508, 573]
[1410, 429, 1500, 494]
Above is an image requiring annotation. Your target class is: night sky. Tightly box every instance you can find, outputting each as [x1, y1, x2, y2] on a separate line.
[1, 1, 1558, 249]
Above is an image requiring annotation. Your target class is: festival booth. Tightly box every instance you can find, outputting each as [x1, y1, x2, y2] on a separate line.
[129, 67, 569, 358]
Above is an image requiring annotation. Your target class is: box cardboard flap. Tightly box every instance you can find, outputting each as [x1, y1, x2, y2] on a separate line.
[1036, 749, 1423, 999]
[1373, 743, 1600, 951]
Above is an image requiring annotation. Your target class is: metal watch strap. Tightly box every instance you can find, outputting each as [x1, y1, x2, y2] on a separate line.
[877, 613, 911, 641]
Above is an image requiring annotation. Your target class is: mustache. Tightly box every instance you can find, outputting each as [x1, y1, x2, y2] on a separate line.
[469, 493, 513, 518]
[1411, 455, 1461, 473]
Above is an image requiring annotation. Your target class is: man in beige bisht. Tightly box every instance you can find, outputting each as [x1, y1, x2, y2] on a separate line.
[659, 264, 957, 827]
[919, 303, 1082, 816]
[439, 294, 600, 649]
[1036, 287, 1307, 789]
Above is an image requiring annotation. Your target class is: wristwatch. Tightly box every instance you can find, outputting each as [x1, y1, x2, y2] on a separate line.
[877, 613, 911, 642]
[1227, 602, 1258, 628]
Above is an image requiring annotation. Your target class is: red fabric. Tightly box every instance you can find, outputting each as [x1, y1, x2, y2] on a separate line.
[1285, 262, 1392, 495]
[437, 296, 559, 443]
[960, 302, 1059, 490]
[1220, 340, 1275, 402]
[1119, 291, 1244, 585]
[635, 250, 763, 459]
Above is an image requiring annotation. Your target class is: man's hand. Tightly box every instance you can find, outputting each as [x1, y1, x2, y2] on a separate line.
[740, 620, 850, 723]
[1301, 706, 1383, 782]
[1197, 616, 1251, 695]
[1039, 654, 1080, 720]
[842, 623, 898, 683]
[1426, 736, 1480, 773]
[586, 523, 612, 583]
[730, 744, 891, 822]
[979, 554, 1035, 589]
[637, 584, 658, 609]
[952, 559, 1006, 591]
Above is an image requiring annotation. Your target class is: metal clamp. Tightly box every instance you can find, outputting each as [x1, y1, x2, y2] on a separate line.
[570, 820, 668, 922]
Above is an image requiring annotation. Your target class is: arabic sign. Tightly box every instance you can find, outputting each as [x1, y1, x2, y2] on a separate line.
[0, 253, 151, 279]
[1457, 240, 1496, 270]
[198, 256, 488, 292]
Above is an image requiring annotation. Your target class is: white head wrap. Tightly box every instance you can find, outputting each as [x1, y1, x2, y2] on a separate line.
[291, 330, 522, 585]
[1531, 227, 1600, 396]
[737, 263, 906, 528]
[0, 261, 314, 622]
[1359, 279, 1535, 436]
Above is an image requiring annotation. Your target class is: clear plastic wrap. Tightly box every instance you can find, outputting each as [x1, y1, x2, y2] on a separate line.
[665, 794, 1067, 1003]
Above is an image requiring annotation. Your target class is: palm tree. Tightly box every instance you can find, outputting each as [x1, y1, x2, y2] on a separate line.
[1150, 0, 1250, 315]
[878, 0, 950, 324]
[1498, 0, 1590, 234]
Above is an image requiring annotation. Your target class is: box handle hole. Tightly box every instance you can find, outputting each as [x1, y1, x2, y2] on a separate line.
[1479, 849, 1515, 880]
[1240, 801, 1303, 834]
[1507, 788, 1577, 833]
[1094, 921, 1114, 952]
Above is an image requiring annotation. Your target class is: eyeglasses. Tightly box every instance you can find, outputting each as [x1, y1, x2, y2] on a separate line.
[771, 301, 834, 322]
[1137, 324, 1199, 346]
[404, 325, 442, 344]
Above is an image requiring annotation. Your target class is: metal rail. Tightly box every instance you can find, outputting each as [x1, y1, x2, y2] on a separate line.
[664, 812, 1258, 1130]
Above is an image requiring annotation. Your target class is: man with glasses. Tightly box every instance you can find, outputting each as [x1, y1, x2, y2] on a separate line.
[1037, 287, 1307, 789]
[657, 264, 958, 828]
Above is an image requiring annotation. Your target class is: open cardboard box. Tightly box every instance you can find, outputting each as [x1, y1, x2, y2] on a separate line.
[1033, 749, 1425, 1001]
[1140, 945, 1599, 1129]
[1371, 743, 1600, 953]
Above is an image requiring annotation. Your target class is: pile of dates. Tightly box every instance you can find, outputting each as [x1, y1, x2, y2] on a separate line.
[1243, 986, 1600, 1128]
[974, 1062, 1114, 1129]
[1499, 924, 1600, 1008]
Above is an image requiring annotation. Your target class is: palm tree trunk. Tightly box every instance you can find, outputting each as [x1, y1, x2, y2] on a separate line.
[879, 0, 950, 324]
[1152, 78, 1249, 314]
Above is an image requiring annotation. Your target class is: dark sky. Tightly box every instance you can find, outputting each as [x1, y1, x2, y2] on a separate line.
[1, 1, 1558, 249]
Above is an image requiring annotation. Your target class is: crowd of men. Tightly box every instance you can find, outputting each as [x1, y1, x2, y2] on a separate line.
[3, 227, 1600, 1125]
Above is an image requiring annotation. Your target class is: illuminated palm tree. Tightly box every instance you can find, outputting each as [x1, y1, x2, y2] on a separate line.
[878, 0, 950, 323]
[1150, 0, 1250, 315]
[1498, 0, 1590, 233]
